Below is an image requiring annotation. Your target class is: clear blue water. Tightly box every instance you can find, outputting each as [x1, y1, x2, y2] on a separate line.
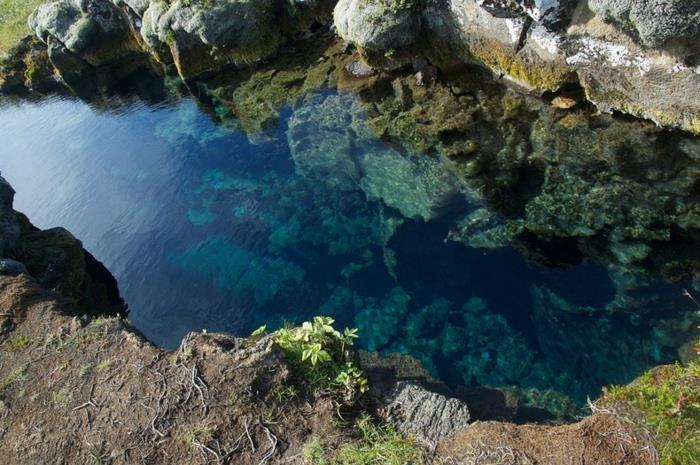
[0, 90, 695, 405]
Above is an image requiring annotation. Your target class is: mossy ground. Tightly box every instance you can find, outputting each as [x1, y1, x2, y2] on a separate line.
[602, 362, 700, 465]
[0, 0, 43, 55]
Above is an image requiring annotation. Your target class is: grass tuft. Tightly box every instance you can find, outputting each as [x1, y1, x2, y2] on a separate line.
[303, 414, 425, 465]
[603, 362, 700, 465]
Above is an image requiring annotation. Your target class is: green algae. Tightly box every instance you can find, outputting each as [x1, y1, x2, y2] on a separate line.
[463, 39, 573, 91]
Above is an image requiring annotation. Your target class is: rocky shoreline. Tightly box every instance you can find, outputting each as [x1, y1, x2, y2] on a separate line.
[1, 0, 700, 134]
[1, 1, 700, 462]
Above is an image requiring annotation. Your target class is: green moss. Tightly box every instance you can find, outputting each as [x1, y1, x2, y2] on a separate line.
[0, 0, 44, 55]
[51, 386, 73, 408]
[580, 80, 700, 135]
[467, 40, 570, 91]
[603, 362, 700, 465]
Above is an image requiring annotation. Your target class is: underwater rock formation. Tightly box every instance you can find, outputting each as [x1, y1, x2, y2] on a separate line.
[288, 93, 463, 221]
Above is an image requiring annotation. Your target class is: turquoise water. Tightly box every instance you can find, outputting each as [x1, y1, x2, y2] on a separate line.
[0, 85, 697, 406]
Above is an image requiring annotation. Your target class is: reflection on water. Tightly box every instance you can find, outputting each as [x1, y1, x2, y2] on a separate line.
[1, 66, 699, 407]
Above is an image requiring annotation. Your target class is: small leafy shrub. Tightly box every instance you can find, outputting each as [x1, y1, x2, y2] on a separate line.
[256, 316, 368, 404]
[604, 362, 700, 465]
[303, 415, 425, 465]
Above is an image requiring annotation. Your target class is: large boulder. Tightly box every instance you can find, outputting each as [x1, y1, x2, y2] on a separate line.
[334, 0, 423, 53]
[28, 0, 137, 66]
[140, 0, 332, 79]
[588, 0, 700, 48]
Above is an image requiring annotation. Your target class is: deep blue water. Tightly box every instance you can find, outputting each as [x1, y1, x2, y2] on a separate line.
[0, 92, 694, 405]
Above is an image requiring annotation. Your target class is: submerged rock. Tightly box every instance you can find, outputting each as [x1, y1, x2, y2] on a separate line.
[344, 59, 376, 77]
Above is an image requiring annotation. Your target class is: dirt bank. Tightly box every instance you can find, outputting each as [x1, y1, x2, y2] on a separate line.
[0, 273, 662, 464]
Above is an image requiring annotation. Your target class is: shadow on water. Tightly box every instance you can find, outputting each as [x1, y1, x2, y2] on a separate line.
[1, 41, 700, 417]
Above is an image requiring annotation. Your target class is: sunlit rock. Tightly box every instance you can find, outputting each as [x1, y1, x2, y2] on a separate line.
[587, 0, 700, 48]
[334, 0, 423, 52]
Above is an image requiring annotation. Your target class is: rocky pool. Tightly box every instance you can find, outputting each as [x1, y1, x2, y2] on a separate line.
[1, 54, 699, 410]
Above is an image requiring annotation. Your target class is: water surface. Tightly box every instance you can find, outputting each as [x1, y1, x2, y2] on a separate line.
[1, 81, 698, 406]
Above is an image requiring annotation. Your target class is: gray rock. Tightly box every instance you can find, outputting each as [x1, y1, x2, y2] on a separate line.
[0, 260, 28, 277]
[334, 0, 422, 52]
[344, 60, 376, 77]
[588, 0, 700, 48]
[476, 0, 523, 17]
[140, 0, 291, 78]
[111, 0, 151, 17]
[28, 0, 128, 56]
[476, 0, 576, 28]
[382, 381, 471, 449]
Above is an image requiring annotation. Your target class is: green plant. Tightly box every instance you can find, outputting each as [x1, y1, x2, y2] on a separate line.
[302, 415, 425, 465]
[272, 385, 298, 403]
[604, 362, 700, 465]
[51, 386, 72, 408]
[303, 437, 328, 465]
[337, 415, 425, 465]
[271, 316, 368, 404]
